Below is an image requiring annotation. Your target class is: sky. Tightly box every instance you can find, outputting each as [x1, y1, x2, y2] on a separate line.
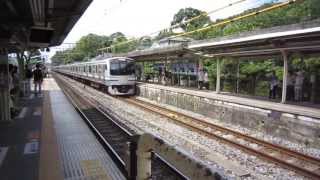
[63, 0, 272, 43]
[48, 0, 274, 59]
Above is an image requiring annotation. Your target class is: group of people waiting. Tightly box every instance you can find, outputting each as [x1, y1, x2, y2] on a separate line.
[269, 70, 305, 101]
[8, 63, 44, 117]
[149, 66, 210, 89]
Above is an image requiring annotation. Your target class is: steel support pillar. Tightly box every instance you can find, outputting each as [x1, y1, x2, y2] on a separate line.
[236, 59, 240, 93]
[216, 58, 221, 93]
[141, 61, 145, 82]
[0, 53, 11, 122]
[281, 51, 288, 103]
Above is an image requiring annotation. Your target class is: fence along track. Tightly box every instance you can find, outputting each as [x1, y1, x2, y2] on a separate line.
[53, 74, 189, 180]
[122, 97, 320, 179]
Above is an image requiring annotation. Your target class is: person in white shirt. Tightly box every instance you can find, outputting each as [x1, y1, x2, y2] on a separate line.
[203, 69, 209, 90]
[294, 71, 304, 101]
[198, 68, 204, 89]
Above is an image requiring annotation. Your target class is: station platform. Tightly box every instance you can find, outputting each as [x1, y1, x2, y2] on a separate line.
[0, 78, 125, 180]
[138, 82, 320, 119]
[137, 82, 320, 148]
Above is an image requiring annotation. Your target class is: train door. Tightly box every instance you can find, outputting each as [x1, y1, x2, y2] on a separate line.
[95, 65, 98, 79]
[103, 64, 107, 80]
[105, 62, 109, 79]
[86, 65, 89, 77]
[88, 65, 92, 77]
[97, 64, 100, 79]
[98, 64, 103, 80]
[92, 65, 95, 78]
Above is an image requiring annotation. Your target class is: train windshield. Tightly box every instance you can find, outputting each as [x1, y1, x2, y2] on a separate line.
[110, 59, 135, 75]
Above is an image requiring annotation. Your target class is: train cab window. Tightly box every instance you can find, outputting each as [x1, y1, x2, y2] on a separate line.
[110, 59, 135, 75]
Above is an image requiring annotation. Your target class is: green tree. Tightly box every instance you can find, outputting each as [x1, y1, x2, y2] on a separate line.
[171, 7, 211, 32]
[154, 29, 174, 40]
[76, 33, 111, 59]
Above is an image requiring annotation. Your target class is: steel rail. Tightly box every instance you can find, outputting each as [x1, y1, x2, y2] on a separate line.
[53, 73, 191, 180]
[123, 97, 320, 179]
[54, 74, 133, 178]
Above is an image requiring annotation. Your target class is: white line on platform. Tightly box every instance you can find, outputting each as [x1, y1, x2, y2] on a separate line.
[23, 141, 39, 155]
[17, 107, 28, 119]
[32, 107, 42, 116]
[29, 94, 34, 99]
[0, 147, 9, 167]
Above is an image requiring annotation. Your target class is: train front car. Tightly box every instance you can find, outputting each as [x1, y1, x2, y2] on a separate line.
[106, 57, 136, 95]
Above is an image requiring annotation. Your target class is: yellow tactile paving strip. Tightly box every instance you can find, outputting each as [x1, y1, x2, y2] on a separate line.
[38, 91, 63, 180]
[80, 159, 111, 180]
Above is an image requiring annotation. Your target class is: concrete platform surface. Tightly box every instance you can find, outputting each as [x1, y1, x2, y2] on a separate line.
[0, 78, 126, 180]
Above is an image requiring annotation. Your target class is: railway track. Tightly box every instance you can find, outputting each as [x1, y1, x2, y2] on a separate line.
[122, 97, 320, 180]
[54, 74, 188, 180]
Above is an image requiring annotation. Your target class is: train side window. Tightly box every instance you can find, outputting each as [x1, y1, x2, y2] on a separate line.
[98, 65, 101, 73]
[89, 66, 92, 73]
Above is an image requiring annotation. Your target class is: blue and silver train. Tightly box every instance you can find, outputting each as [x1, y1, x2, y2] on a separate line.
[54, 57, 136, 95]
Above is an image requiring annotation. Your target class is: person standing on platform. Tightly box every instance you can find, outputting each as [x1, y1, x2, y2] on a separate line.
[203, 69, 209, 90]
[310, 72, 316, 103]
[198, 68, 204, 89]
[294, 71, 304, 101]
[286, 71, 295, 101]
[11, 66, 20, 106]
[269, 71, 278, 99]
[8, 64, 14, 114]
[33, 64, 43, 95]
[25, 65, 33, 95]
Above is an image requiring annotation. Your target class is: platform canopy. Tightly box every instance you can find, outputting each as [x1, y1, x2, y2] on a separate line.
[0, 0, 93, 53]
[120, 44, 195, 61]
[188, 19, 320, 58]
[118, 19, 320, 61]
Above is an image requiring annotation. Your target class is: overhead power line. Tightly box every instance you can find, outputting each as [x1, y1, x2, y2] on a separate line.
[171, 0, 301, 38]
[98, 0, 251, 52]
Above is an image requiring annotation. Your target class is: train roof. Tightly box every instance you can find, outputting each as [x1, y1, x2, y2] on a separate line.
[57, 57, 134, 67]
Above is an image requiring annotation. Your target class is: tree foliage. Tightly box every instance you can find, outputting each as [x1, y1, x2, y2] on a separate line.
[52, 0, 320, 97]
[171, 7, 211, 32]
